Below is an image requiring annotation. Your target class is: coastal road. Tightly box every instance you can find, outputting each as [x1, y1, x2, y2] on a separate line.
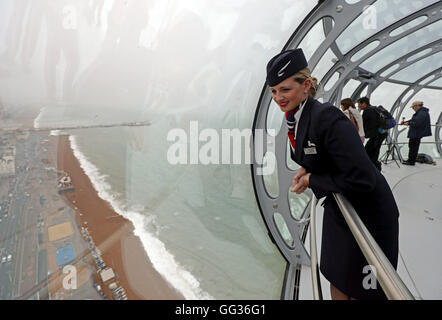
[12, 134, 41, 299]
[0, 133, 41, 299]
[0, 133, 30, 299]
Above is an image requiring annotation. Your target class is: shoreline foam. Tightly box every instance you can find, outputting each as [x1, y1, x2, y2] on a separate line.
[68, 135, 213, 300]
[57, 135, 185, 299]
[33, 106, 45, 129]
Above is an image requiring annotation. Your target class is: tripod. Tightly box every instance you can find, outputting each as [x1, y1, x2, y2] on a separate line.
[380, 135, 401, 168]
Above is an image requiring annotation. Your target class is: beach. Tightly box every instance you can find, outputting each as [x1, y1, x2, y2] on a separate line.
[56, 135, 184, 300]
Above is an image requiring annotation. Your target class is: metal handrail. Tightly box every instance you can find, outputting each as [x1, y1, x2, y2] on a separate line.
[332, 193, 415, 300]
[384, 141, 442, 145]
[397, 124, 442, 127]
[309, 196, 322, 300]
[309, 194, 415, 300]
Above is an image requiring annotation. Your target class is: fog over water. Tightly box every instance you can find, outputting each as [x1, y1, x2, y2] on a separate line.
[0, 0, 316, 299]
[2, 0, 440, 299]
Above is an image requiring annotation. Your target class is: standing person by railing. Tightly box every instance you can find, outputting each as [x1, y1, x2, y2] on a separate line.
[400, 101, 432, 166]
[266, 48, 400, 300]
[357, 97, 388, 172]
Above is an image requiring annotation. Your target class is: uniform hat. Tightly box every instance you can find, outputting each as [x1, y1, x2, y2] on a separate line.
[411, 100, 423, 107]
[266, 48, 308, 87]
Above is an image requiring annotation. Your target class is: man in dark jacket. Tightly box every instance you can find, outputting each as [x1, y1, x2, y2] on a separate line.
[400, 101, 432, 165]
[357, 97, 387, 171]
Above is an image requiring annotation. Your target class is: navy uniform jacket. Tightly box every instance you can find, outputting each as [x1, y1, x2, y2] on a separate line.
[407, 107, 431, 139]
[290, 97, 399, 299]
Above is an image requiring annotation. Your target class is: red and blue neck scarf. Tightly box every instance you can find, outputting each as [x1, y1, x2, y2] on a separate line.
[285, 105, 301, 153]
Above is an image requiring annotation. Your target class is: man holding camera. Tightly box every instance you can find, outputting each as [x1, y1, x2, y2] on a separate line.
[400, 101, 431, 166]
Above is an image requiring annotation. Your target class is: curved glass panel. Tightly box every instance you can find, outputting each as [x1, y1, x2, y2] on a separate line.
[298, 18, 327, 62]
[312, 48, 337, 82]
[380, 64, 400, 77]
[2, 0, 441, 303]
[360, 19, 442, 72]
[420, 74, 437, 85]
[324, 71, 340, 91]
[266, 100, 284, 137]
[0, 0, 321, 300]
[407, 48, 433, 62]
[402, 89, 416, 103]
[345, 0, 362, 4]
[341, 79, 361, 99]
[350, 40, 380, 62]
[263, 152, 279, 198]
[389, 15, 428, 37]
[336, 0, 439, 54]
[273, 213, 294, 248]
[370, 82, 408, 110]
[288, 188, 312, 220]
[360, 86, 368, 98]
[391, 51, 442, 82]
[429, 77, 442, 87]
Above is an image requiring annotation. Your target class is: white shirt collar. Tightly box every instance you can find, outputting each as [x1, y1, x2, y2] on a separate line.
[294, 98, 308, 138]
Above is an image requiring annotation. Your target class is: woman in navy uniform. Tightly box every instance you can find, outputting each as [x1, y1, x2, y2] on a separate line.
[266, 49, 399, 300]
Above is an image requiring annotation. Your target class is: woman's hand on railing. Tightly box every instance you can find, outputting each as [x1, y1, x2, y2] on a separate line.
[291, 167, 311, 194]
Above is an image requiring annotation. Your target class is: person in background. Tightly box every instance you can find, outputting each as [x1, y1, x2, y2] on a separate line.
[400, 101, 431, 166]
[357, 97, 387, 171]
[341, 98, 365, 143]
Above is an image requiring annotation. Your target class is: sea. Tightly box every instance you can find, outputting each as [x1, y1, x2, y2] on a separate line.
[35, 103, 441, 300]
[36, 105, 287, 300]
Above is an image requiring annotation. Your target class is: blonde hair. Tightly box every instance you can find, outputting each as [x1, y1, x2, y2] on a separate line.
[292, 67, 319, 98]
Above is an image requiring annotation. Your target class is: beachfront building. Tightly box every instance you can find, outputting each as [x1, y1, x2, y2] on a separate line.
[57, 174, 75, 194]
[99, 268, 115, 284]
[0, 147, 15, 177]
[0, 155, 15, 177]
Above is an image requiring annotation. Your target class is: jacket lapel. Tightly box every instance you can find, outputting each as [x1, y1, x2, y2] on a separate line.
[294, 97, 313, 163]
